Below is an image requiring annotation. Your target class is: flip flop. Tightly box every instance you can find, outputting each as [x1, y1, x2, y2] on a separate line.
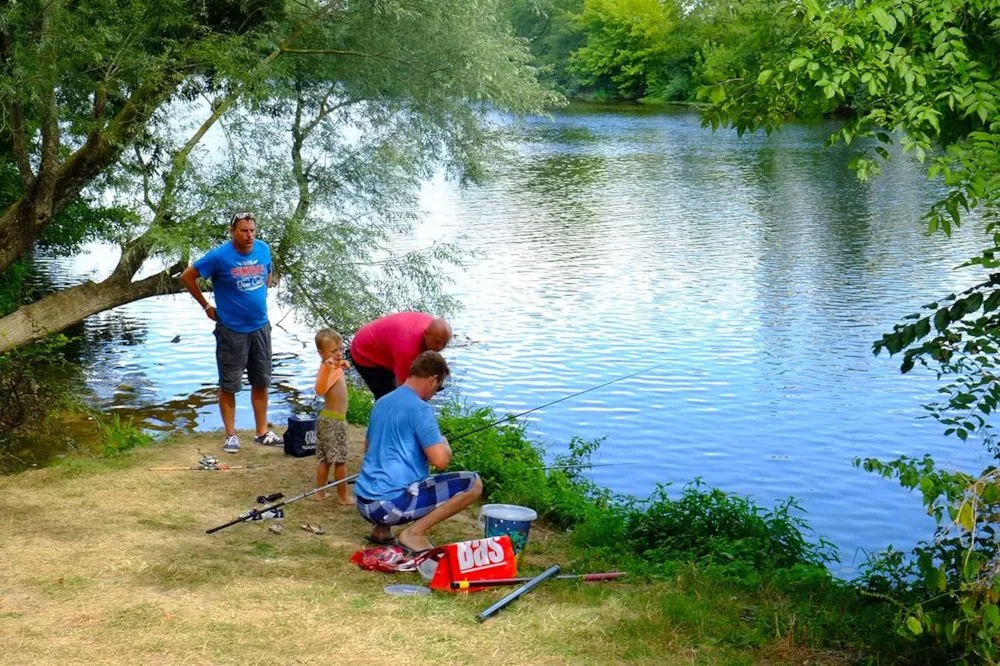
[396, 541, 435, 557]
[366, 535, 398, 546]
[300, 524, 325, 535]
[268, 523, 285, 535]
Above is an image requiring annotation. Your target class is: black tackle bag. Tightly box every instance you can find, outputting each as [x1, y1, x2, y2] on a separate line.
[283, 414, 317, 457]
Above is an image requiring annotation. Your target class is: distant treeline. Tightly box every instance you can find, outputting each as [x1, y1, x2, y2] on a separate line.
[507, 0, 788, 103]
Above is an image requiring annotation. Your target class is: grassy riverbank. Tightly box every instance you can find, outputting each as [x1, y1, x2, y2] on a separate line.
[0, 409, 912, 664]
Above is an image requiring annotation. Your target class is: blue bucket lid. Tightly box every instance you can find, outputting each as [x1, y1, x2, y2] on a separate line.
[481, 504, 537, 522]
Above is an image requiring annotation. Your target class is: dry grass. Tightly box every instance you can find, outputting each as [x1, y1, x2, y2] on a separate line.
[0, 429, 837, 665]
[0, 430, 655, 665]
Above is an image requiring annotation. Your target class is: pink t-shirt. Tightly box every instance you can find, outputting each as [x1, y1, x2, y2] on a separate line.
[350, 312, 433, 384]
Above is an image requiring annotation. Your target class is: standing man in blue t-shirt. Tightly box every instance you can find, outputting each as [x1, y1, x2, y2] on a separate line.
[180, 212, 283, 453]
[355, 351, 482, 553]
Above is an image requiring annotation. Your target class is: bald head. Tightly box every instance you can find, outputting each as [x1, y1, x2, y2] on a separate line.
[423, 318, 452, 352]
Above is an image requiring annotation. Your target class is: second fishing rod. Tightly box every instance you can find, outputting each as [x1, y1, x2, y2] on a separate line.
[206, 360, 666, 534]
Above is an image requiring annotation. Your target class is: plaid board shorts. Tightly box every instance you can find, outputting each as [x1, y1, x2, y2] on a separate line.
[356, 471, 480, 527]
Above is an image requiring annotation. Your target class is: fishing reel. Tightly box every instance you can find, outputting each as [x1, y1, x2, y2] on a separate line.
[247, 491, 285, 521]
[199, 455, 220, 469]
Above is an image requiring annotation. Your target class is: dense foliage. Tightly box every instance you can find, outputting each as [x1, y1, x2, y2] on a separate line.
[506, 0, 790, 102]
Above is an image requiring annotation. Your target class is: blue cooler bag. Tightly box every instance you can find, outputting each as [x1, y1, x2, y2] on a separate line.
[283, 414, 317, 457]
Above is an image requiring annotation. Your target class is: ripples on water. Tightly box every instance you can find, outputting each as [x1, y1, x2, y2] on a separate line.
[35, 104, 992, 574]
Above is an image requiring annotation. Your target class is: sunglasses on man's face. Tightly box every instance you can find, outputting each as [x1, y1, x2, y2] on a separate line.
[435, 376, 447, 392]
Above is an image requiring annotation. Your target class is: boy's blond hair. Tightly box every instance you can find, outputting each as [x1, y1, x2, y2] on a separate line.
[315, 328, 343, 349]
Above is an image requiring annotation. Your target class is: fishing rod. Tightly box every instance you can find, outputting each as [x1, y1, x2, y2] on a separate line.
[452, 571, 626, 589]
[530, 462, 632, 472]
[446, 361, 669, 442]
[150, 464, 267, 472]
[206, 474, 359, 534]
[151, 453, 268, 472]
[207, 361, 663, 534]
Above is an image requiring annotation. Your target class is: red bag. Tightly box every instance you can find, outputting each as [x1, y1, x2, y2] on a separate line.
[424, 535, 518, 593]
[350, 546, 418, 573]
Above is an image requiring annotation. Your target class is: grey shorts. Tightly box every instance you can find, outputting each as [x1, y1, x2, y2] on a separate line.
[214, 323, 272, 394]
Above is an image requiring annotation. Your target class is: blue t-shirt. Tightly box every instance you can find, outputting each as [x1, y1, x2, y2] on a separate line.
[192, 240, 272, 333]
[355, 386, 444, 500]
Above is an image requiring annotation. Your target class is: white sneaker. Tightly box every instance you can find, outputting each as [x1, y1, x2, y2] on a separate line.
[222, 435, 240, 454]
[254, 431, 282, 447]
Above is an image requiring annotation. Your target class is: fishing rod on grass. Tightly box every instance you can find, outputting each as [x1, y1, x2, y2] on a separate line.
[206, 360, 666, 535]
[150, 452, 268, 472]
[206, 475, 358, 534]
[452, 571, 627, 589]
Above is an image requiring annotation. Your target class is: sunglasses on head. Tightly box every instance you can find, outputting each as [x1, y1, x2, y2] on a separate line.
[230, 212, 255, 226]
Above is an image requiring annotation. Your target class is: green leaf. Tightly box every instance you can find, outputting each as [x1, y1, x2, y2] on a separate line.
[983, 604, 1000, 629]
[966, 292, 984, 313]
[832, 35, 845, 52]
[957, 501, 974, 531]
[757, 69, 773, 84]
[915, 317, 931, 340]
[983, 290, 1000, 313]
[788, 57, 808, 72]
[710, 85, 726, 104]
[906, 616, 923, 635]
[872, 7, 897, 34]
[901, 353, 915, 373]
[934, 307, 950, 332]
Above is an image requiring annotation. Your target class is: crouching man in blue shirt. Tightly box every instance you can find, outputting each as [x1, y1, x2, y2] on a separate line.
[354, 351, 482, 553]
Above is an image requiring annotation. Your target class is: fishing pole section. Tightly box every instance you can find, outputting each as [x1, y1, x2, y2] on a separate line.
[452, 571, 627, 589]
[150, 453, 267, 472]
[476, 565, 562, 622]
[205, 360, 666, 535]
[206, 475, 358, 534]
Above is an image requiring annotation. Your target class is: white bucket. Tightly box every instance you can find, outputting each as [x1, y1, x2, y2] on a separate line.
[477, 504, 538, 555]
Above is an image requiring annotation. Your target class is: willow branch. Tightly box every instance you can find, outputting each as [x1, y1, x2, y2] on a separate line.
[278, 47, 419, 68]
[0, 16, 34, 191]
[133, 145, 156, 213]
[84, 85, 108, 152]
[36, 3, 61, 182]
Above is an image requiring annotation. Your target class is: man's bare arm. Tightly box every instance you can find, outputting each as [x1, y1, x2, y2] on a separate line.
[424, 438, 452, 470]
[180, 266, 216, 321]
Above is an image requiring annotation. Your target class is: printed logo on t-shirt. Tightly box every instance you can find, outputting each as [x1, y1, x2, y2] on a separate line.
[455, 537, 508, 574]
[230, 260, 267, 292]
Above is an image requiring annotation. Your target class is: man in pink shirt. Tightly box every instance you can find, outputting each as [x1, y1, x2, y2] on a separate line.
[350, 312, 452, 400]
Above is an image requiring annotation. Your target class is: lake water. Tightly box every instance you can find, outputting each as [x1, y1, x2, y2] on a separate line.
[28, 104, 993, 574]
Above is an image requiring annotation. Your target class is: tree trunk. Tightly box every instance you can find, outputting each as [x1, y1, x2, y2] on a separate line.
[0, 270, 186, 354]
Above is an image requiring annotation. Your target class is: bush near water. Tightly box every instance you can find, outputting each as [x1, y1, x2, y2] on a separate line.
[344, 393, 923, 660]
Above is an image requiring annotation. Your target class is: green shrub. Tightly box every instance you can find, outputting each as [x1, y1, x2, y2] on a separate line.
[346, 381, 374, 426]
[439, 402, 836, 577]
[569, 480, 839, 578]
[93, 411, 153, 457]
[855, 455, 1000, 664]
[441, 403, 606, 529]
